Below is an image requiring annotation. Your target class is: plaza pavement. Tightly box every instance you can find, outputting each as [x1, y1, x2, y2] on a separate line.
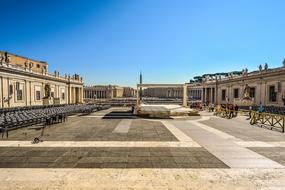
[0, 108, 285, 189]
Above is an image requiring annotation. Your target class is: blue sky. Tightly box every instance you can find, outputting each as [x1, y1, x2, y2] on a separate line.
[1, 0, 285, 87]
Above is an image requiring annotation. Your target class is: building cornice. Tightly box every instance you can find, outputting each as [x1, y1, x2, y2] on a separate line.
[0, 51, 48, 65]
[0, 64, 83, 85]
[201, 67, 285, 86]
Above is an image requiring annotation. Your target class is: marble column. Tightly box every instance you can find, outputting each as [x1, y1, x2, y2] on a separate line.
[205, 88, 208, 103]
[183, 84, 188, 107]
[136, 86, 140, 107]
[68, 86, 72, 104]
[201, 88, 204, 102]
[81, 87, 83, 103]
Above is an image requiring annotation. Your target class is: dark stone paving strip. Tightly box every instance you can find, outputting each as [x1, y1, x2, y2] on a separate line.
[3, 118, 178, 141]
[0, 147, 228, 168]
[248, 147, 285, 166]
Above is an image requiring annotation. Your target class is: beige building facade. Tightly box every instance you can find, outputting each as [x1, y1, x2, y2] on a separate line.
[189, 60, 285, 106]
[142, 86, 202, 101]
[84, 85, 135, 99]
[137, 60, 285, 107]
[0, 51, 84, 108]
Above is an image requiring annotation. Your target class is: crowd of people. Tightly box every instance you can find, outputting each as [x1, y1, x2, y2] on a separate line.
[212, 102, 271, 120]
[218, 104, 239, 119]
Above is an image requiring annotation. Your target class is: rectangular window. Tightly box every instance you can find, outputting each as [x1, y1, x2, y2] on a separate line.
[36, 91, 41, 100]
[9, 84, 13, 95]
[61, 92, 65, 100]
[222, 89, 226, 101]
[17, 90, 23, 101]
[233, 88, 239, 98]
[269, 85, 277, 102]
[16, 82, 23, 101]
[249, 87, 255, 98]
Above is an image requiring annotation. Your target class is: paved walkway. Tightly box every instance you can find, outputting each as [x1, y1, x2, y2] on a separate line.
[1, 168, 285, 190]
[1, 108, 285, 189]
[172, 119, 284, 168]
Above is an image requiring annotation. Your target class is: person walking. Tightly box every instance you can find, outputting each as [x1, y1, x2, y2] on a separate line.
[234, 104, 239, 117]
[257, 103, 265, 120]
[228, 104, 234, 119]
[248, 105, 252, 119]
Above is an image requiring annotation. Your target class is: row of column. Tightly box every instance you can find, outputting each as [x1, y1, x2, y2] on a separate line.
[189, 89, 202, 100]
[202, 87, 216, 104]
[136, 85, 189, 107]
[69, 86, 83, 104]
[167, 89, 182, 98]
[84, 90, 108, 99]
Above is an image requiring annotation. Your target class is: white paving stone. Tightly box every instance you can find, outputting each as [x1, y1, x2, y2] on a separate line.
[188, 116, 242, 140]
[0, 168, 285, 189]
[113, 119, 132, 133]
[175, 120, 285, 168]
[160, 120, 197, 142]
[0, 141, 201, 148]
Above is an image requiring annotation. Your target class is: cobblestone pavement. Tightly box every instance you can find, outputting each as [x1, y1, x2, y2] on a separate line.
[0, 108, 285, 189]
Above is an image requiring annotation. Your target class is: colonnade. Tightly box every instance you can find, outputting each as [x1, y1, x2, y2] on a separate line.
[188, 89, 202, 100]
[69, 86, 84, 104]
[137, 84, 189, 107]
[202, 87, 216, 104]
[84, 89, 109, 99]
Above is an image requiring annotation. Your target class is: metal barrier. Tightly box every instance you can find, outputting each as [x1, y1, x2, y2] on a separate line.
[213, 106, 285, 133]
[214, 107, 231, 118]
[214, 107, 250, 118]
[250, 111, 285, 133]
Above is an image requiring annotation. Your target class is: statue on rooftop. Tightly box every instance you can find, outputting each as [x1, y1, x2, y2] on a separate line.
[259, 64, 262, 72]
[24, 61, 28, 68]
[4, 52, 10, 63]
[0, 53, 4, 64]
[264, 63, 268, 70]
[0, 52, 10, 64]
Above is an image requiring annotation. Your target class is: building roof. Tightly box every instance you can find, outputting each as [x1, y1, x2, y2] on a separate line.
[0, 51, 48, 65]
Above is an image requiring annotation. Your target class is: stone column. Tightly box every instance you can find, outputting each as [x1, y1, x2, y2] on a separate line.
[68, 86, 72, 104]
[136, 86, 140, 107]
[262, 82, 267, 105]
[205, 88, 209, 103]
[228, 85, 232, 103]
[81, 87, 84, 103]
[183, 84, 188, 107]
[71, 87, 74, 104]
[70, 87, 73, 103]
[211, 88, 214, 103]
[24, 80, 27, 106]
[73, 87, 76, 104]
[256, 81, 262, 105]
[77, 88, 80, 103]
[208, 88, 211, 103]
